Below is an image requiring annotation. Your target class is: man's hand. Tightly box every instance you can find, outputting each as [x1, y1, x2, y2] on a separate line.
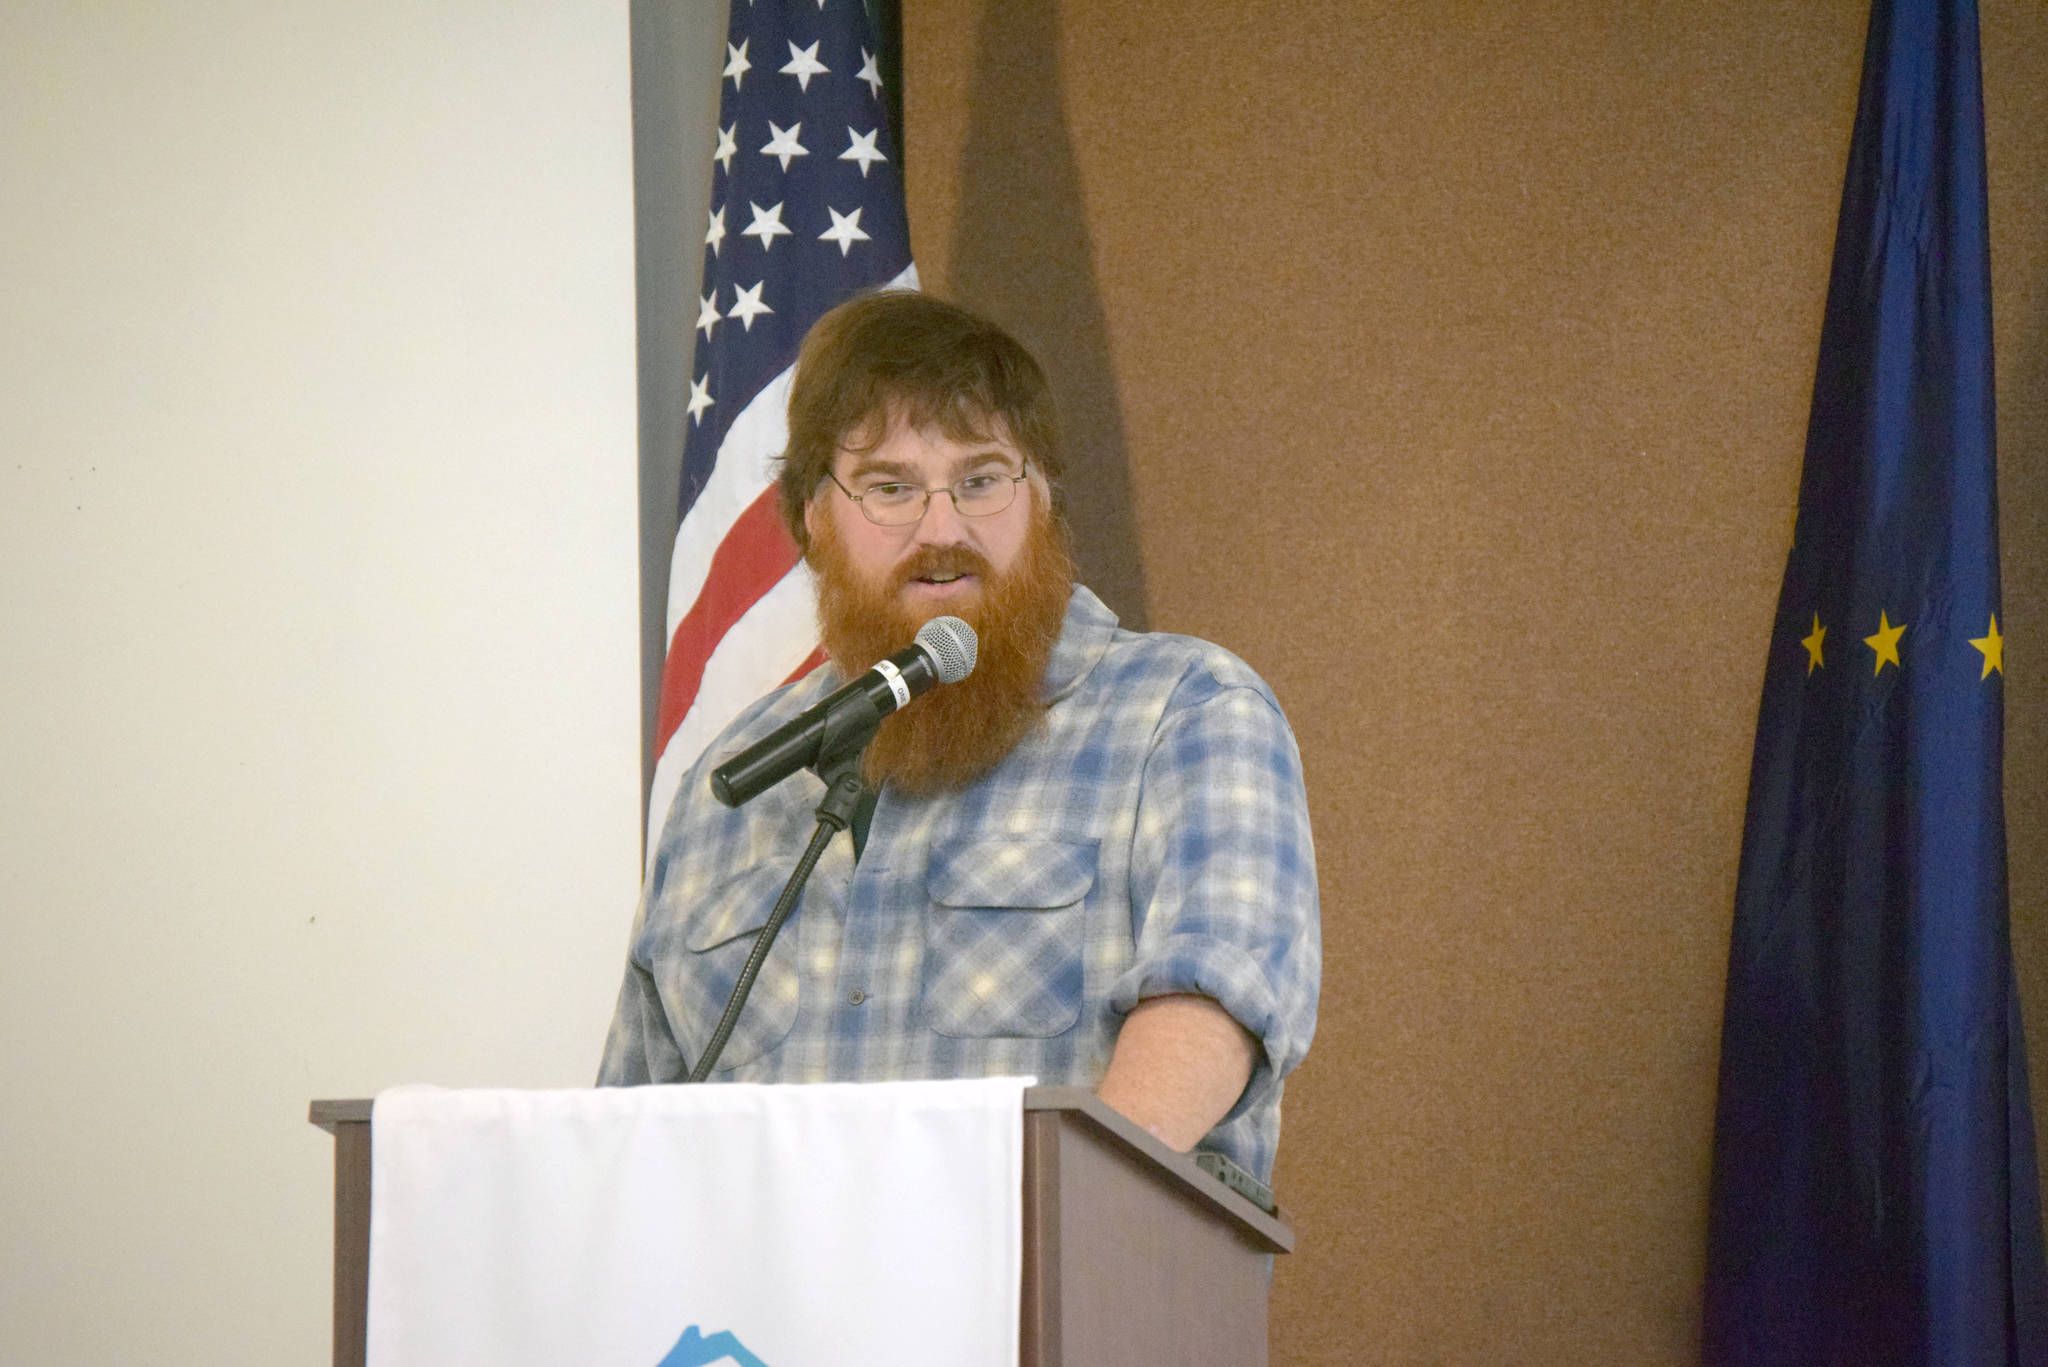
[1094, 993, 1258, 1150]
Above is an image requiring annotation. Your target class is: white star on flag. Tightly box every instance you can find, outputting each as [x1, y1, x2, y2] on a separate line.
[705, 204, 727, 256]
[713, 124, 737, 174]
[780, 40, 829, 91]
[723, 39, 751, 90]
[741, 200, 791, 249]
[695, 291, 722, 340]
[819, 206, 871, 257]
[727, 281, 773, 331]
[760, 121, 808, 172]
[856, 48, 884, 99]
[840, 128, 887, 177]
[686, 375, 713, 424]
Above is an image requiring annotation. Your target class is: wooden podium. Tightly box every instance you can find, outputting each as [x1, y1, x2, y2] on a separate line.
[310, 1086, 1292, 1367]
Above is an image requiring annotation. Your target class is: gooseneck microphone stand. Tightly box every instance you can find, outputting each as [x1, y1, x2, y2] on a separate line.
[685, 687, 883, 1083]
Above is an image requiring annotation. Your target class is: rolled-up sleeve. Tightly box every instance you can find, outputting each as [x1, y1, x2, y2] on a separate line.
[1111, 674, 1321, 1141]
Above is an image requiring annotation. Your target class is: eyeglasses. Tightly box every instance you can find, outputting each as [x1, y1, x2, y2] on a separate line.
[825, 460, 1030, 528]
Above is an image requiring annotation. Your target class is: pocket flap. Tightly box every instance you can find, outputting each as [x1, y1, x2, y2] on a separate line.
[682, 865, 791, 952]
[928, 838, 1099, 910]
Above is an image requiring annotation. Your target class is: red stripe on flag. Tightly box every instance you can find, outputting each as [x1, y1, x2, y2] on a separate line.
[653, 488, 802, 756]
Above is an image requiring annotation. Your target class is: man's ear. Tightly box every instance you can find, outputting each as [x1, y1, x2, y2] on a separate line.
[802, 495, 820, 549]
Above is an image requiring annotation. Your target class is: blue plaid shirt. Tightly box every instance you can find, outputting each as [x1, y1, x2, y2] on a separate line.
[598, 586, 1320, 1180]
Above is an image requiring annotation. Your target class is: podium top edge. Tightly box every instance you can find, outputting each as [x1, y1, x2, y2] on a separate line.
[309, 1097, 373, 1130]
[1019, 1086, 1295, 1249]
[307, 1086, 1293, 1248]
[313, 1086, 1151, 1129]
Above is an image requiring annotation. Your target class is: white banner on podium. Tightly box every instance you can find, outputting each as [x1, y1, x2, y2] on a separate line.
[365, 1078, 1029, 1367]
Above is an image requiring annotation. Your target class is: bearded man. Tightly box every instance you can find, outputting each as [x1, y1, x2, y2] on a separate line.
[598, 291, 1319, 1183]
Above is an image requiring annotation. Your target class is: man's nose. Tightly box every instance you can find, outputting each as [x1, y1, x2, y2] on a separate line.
[909, 488, 968, 544]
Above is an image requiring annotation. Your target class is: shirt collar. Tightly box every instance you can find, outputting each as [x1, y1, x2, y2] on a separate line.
[1040, 584, 1119, 704]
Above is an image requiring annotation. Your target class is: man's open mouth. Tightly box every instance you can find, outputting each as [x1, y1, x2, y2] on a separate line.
[898, 548, 990, 593]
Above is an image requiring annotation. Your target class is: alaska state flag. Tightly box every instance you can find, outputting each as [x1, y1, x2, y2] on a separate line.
[1701, 1, 2048, 1363]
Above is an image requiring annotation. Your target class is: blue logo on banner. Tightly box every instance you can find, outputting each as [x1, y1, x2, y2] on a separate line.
[655, 1325, 772, 1367]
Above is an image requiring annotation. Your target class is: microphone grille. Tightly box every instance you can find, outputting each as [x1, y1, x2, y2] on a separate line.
[915, 615, 978, 684]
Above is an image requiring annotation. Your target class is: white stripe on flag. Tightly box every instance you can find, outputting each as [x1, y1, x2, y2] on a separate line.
[644, 563, 822, 866]
[663, 368, 795, 641]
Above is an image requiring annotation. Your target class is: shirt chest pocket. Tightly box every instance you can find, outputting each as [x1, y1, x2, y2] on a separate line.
[667, 865, 803, 1072]
[922, 838, 1098, 1039]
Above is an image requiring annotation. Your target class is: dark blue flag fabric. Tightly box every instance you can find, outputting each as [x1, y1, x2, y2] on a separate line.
[1702, 1, 2048, 1363]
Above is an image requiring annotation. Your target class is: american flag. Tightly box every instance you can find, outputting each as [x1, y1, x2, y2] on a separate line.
[647, 0, 915, 858]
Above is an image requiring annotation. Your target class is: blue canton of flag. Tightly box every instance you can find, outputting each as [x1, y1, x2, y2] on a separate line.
[647, 0, 916, 858]
[1702, 1, 2048, 1363]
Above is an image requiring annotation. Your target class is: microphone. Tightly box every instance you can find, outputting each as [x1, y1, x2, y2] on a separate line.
[709, 615, 978, 807]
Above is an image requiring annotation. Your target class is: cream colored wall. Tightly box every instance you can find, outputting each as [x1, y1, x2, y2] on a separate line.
[0, 4, 643, 1360]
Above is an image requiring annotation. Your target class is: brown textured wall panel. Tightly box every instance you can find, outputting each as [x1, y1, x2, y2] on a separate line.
[902, 2, 2048, 1362]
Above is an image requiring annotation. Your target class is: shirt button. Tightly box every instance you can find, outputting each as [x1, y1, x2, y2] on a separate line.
[848, 990, 867, 1005]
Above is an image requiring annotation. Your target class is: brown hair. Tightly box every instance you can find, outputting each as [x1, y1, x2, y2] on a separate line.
[778, 289, 1064, 549]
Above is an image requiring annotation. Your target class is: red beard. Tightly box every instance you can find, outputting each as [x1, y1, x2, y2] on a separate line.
[808, 502, 1075, 795]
